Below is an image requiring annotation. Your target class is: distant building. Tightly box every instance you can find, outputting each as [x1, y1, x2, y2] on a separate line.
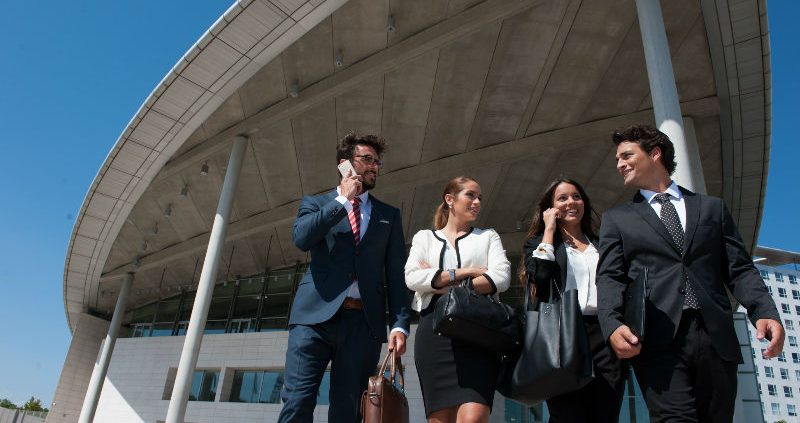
[750, 247, 800, 423]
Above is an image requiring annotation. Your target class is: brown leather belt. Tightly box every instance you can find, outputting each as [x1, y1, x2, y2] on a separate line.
[342, 297, 363, 310]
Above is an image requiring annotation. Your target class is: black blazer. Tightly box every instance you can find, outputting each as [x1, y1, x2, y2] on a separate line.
[596, 187, 780, 363]
[523, 232, 599, 303]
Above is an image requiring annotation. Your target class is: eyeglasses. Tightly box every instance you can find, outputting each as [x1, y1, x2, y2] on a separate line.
[354, 154, 384, 168]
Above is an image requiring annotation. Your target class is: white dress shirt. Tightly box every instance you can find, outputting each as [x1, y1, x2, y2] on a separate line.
[532, 241, 599, 315]
[639, 181, 686, 231]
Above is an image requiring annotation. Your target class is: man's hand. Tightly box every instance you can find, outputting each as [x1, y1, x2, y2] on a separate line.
[756, 318, 785, 359]
[388, 331, 407, 355]
[339, 169, 362, 201]
[609, 325, 642, 359]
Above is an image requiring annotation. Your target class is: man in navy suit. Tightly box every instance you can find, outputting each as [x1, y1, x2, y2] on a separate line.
[277, 133, 410, 423]
[596, 125, 783, 422]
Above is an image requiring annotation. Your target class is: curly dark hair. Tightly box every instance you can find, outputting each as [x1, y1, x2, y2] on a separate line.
[612, 125, 676, 175]
[336, 132, 386, 163]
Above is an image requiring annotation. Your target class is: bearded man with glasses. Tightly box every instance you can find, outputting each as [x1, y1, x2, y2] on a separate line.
[277, 132, 410, 423]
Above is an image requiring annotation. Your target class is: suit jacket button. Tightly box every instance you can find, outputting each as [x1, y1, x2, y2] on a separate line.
[355, 250, 360, 256]
[679, 288, 686, 294]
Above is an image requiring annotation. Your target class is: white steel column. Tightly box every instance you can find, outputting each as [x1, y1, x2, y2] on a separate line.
[165, 135, 248, 423]
[635, 0, 702, 192]
[78, 272, 134, 423]
[681, 117, 707, 193]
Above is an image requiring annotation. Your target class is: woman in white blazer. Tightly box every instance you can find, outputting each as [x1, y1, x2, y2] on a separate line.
[405, 176, 511, 423]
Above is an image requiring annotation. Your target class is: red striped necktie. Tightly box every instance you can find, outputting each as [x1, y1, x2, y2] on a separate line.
[349, 197, 361, 245]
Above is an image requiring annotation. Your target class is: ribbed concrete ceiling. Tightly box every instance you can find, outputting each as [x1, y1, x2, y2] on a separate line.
[64, 0, 771, 326]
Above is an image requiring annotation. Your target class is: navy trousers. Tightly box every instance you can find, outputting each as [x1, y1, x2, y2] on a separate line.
[277, 309, 382, 423]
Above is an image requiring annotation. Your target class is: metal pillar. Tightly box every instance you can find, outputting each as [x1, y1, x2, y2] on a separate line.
[635, 0, 703, 192]
[78, 272, 134, 423]
[165, 135, 248, 423]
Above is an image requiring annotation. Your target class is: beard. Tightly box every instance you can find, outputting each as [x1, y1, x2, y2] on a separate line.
[361, 171, 377, 191]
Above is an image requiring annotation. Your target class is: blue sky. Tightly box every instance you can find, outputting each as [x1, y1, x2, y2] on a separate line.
[0, 0, 798, 407]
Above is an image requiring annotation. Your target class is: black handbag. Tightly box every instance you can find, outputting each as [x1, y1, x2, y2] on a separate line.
[432, 278, 522, 353]
[497, 278, 593, 405]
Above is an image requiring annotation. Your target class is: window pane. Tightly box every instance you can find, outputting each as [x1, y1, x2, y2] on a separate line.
[238, 277, 264, 296]
[130, 303, 157, 324]
[155, 300, 180, 323]
[204, 320, 227, 335]
[267, 271, 294, 294]
[208, 298, 232, 320]
[259, 318, 288, 332]
[213, 282, 237, 298]
[232, 295, 260, 319]
[260, 372, 284, 404]
[263, 294, 291, 318]
[151, 323, 174, 337]
[231, 371, 262, 403]
[189, 370, 218, 401]
[317, 371, 331, 405]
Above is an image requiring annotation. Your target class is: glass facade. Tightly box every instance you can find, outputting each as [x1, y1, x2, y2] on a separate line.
[230, 370, 330, 405]
[189, 370, 219, 402]
[127, 265, 305, 337]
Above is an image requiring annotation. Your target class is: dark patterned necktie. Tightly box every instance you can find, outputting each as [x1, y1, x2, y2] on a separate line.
[348, 197, 361, 245]
[654, 193, 700, 309]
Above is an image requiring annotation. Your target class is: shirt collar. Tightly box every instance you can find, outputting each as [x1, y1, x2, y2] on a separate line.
[640, 180, 682, 204]
[336, 187, 369, 203]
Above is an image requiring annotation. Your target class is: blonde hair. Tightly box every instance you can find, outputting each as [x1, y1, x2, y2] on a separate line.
[433, 176, 477, 230]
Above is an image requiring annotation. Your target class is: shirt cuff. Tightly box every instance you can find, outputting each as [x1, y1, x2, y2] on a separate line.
[390, 327, 409, 337]
[335, 195, 352, 212]
[532, 242, 555, 261]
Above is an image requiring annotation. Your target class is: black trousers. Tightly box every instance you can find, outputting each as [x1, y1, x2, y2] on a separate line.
[632, 310, 738, 423]
[546, 316, 628, 423]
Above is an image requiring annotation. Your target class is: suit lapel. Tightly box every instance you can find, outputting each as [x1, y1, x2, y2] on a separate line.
[628, 192, 682, 254]
[360, 194, 383, 245]
[331, 190, 354, 237]
[682, 187, 700, 252]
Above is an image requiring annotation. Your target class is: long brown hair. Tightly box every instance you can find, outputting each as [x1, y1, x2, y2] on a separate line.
[433, 176, 477, 230]
[517, 178, 599, 284]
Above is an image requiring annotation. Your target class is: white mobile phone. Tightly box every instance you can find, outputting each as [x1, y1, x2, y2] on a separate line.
[337, 160, 357, 178]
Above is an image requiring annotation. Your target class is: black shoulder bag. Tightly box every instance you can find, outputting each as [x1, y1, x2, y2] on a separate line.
[497, 277, 593, 405]
[432, 278, 522, 353]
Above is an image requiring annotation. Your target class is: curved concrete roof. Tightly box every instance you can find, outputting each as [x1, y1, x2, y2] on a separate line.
[64, 0, 772, 330]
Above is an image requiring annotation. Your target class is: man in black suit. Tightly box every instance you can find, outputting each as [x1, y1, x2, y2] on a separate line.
[596, 125, 784, 422]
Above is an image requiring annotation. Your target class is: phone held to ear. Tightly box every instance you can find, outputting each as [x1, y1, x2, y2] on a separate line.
[337, 160, 357, 178]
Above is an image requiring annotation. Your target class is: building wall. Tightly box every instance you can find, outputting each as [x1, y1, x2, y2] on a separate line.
[93, 328, 430, 423]
[47, 313, 110, 423]
[0, 408, 47, 423]
[751, 265, 800, 422]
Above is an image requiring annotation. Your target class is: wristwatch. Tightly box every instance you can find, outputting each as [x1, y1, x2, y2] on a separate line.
[448, 269, 457, 285]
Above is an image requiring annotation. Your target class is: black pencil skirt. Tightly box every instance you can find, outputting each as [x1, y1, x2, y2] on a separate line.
[414, 295, 501, 417]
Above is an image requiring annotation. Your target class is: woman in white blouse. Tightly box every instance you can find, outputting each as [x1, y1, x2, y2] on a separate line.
[405, 176, 511, 423]
[521, 178, 627, 423]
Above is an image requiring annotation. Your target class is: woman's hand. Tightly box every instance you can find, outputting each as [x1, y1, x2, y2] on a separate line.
[462, 267, 488, 279]
[542, 208, 560, 232]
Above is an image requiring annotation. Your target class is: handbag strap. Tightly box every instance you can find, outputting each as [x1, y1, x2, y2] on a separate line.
[377, 348, 406, 388]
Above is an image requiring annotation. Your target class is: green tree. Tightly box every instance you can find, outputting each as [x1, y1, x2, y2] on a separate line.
[0, 398, 16, 409]
[22, 397, 43, 412]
